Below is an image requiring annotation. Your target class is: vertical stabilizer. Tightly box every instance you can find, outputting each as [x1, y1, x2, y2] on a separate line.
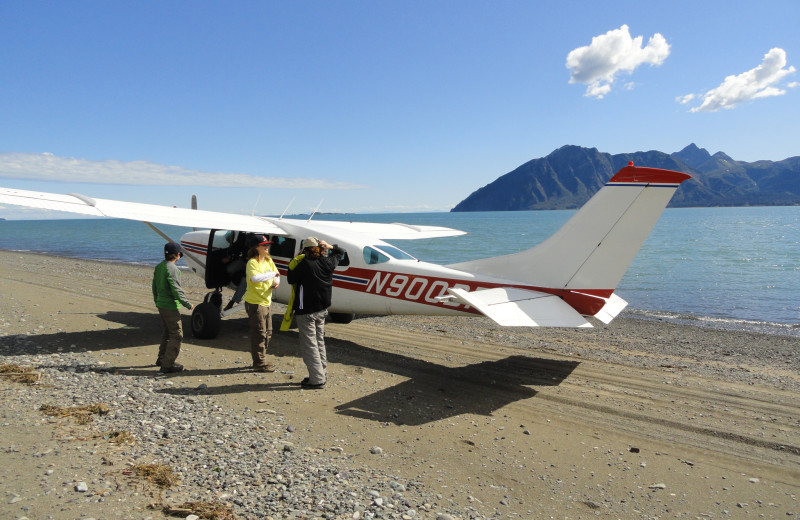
[448, 164, 690, 294]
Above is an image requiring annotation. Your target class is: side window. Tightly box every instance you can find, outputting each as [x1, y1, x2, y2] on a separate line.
[268, 236, 296, 258]
[363, 246, 390, 265]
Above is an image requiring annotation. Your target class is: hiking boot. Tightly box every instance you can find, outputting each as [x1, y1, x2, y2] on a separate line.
[254, 363, 276, 373]
[159, 363, 184, 373]
[301, 379, 326, 389]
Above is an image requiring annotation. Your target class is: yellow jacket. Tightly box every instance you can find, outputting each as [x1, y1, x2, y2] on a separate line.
[243, 256, 278, 306]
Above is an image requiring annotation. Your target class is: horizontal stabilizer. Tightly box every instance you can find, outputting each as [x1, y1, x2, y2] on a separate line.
[447, 287, 593, 328]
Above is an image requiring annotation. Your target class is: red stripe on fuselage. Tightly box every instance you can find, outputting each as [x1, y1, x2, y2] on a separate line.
[329, 267, 612, 316]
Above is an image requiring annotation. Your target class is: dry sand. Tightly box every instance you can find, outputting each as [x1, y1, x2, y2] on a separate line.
[1, 250, 798, 519]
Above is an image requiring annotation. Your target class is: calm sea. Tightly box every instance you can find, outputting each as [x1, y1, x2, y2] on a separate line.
[1, 207, 798, 337]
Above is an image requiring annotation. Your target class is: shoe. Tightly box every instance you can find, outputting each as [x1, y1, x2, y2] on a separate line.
[155, 359, 163, 367]
[254, 363, 276, 373]
[301, 379, 326, 389]
[159, 364, 184, 373]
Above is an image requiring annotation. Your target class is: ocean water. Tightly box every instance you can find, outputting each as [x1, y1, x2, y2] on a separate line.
[1, 207, 798, 336]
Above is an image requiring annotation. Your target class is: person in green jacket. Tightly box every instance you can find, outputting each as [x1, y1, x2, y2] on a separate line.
[152, 242, 194, 373]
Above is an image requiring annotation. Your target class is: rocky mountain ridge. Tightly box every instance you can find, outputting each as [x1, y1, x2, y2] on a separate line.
[451, 144, 800, 211]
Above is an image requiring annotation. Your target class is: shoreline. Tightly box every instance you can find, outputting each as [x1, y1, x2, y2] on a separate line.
[3, 247, 798, 339]
[1, 250, 799, 519]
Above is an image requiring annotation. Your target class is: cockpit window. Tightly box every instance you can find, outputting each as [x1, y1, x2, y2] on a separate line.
[363, 246, 390, 265]
[375, 244, 416, 261]
[212, 230, 236, 250]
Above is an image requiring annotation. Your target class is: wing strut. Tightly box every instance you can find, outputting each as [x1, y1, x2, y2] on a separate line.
[143, 222, 203, 267]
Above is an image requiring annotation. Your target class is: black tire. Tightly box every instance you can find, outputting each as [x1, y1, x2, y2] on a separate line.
[191, 302, 222, 339]
[328, 312, 355, 324]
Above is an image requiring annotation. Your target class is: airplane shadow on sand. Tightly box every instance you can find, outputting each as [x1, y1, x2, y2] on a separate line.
[3, 310, 580, 426]
[328, 342, 579, 426]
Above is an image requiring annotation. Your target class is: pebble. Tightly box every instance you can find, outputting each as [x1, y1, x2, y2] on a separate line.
[0, 344, 479, 519]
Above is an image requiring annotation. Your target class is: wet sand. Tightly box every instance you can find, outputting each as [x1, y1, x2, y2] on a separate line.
[1, 250, 798, 519]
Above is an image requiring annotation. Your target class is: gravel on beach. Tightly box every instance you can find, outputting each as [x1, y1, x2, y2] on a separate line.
[1, 251, 798, 520]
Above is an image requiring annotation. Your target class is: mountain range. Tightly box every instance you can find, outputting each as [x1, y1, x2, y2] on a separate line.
[451, 144, 800, 211]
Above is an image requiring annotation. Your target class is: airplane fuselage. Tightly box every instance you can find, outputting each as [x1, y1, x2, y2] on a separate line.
[180, 228, 497, 319]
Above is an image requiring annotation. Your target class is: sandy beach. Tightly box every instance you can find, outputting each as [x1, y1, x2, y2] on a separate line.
[1, 250, 798, 520]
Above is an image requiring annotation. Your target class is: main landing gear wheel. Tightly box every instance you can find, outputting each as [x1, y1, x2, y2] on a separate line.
[191, 291, 223, 339]
[328, 312, 355, 324]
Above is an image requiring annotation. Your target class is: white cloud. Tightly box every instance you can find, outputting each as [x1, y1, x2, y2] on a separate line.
[0, 153, 366, 189]
[683, 48, 796, 112]
[566, 24, 670, 99]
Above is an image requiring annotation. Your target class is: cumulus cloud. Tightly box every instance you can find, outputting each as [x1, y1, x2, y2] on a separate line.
[681, 48, 797, 112]
[0, 153, 366, 189]
[566, 24, 670, 99]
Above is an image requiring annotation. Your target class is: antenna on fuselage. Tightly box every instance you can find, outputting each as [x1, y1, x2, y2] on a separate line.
[279, 197, 295, 219]
[250, 193, 262, 216]
[191, 195, 197, 230]
[308, 199, 324, 222]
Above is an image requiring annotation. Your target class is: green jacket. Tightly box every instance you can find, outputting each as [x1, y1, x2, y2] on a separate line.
[152, 260, 192, 310]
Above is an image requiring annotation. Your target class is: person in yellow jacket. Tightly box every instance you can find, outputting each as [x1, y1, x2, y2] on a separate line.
[279, 253, 305, 331]
[243, 235, 280, 372]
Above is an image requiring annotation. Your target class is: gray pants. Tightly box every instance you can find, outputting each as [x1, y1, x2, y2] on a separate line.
[157, 308, 183, 368]
[296, 310, 328, 385]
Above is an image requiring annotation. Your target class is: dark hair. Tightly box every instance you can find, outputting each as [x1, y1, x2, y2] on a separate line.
[304, 245, 323, 259]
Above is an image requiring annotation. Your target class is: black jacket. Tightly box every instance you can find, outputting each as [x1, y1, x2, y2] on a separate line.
[287, 245, 345, 315]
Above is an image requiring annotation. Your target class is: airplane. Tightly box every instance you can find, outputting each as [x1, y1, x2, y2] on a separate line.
[0, 162, 690, 340]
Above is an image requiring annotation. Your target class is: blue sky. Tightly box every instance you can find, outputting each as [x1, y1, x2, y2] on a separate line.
[1, 1, 798, 219]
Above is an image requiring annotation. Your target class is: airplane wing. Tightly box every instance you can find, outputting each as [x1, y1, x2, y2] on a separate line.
[447, 287, 593, 327]
[0, 187, 467, 239]
[264, 217, 468, 240]
[0, 187, 285, 234]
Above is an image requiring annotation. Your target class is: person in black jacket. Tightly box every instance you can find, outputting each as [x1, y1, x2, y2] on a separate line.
[286, 237, 345, 389]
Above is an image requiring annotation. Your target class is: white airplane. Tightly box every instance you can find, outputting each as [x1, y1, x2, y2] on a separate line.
[0, 162, 690, 339]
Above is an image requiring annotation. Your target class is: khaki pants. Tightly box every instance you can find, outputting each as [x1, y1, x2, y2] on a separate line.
[245, 302, 272, 367]
[296, 310, 328, 385]
[157, 308, 183, 368]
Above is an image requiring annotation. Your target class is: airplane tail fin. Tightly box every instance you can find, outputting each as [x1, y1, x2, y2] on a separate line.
[447, 163, 690, 323]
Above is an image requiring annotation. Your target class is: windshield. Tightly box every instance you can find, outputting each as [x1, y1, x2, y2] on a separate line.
[375, 244, 416, 260]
